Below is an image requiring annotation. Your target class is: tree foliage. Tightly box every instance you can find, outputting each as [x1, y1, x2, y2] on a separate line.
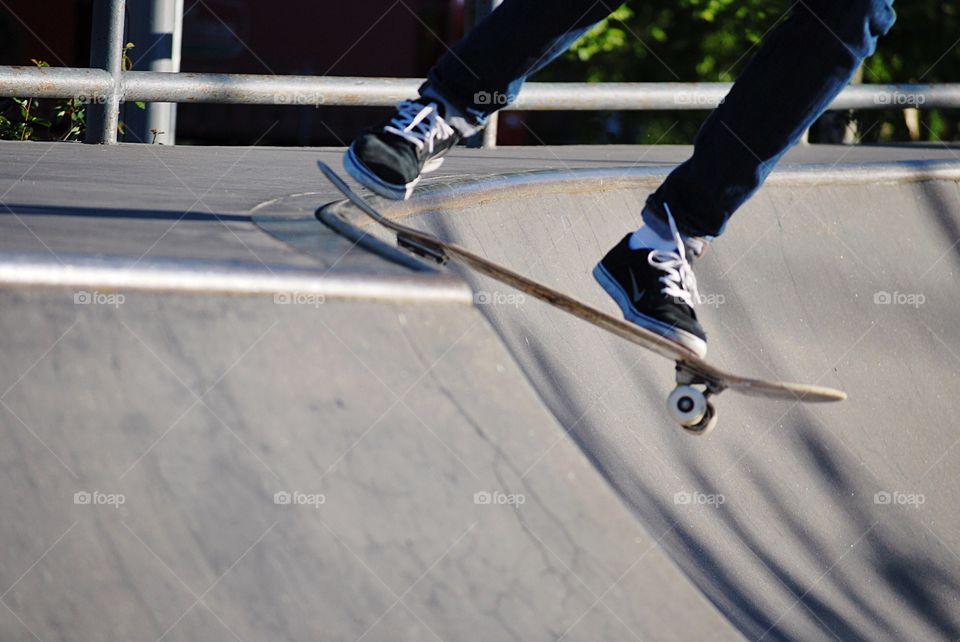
[535, 1, 960, 144]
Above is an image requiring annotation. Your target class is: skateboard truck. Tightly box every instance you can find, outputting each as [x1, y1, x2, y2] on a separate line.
[398, 232, 448, 265]
[669, 363, 725, 436]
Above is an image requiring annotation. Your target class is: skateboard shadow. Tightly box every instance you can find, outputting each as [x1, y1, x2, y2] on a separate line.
[419, 180, 960, 642]
[529, 336, 960, 641]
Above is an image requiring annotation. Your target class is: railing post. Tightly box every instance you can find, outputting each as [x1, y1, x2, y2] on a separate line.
[126, 0, 183, 145]
[85, 0, 126, 144]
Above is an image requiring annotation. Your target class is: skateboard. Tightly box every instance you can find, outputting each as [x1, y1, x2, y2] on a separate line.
[317, 161, 847, 436]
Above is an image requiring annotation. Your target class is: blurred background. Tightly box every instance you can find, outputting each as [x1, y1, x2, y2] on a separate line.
[1, 0, 958, 146]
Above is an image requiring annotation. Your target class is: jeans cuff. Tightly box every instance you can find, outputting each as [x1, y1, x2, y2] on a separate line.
[643, 199, 710, 258]
[420, 83, 487, 138]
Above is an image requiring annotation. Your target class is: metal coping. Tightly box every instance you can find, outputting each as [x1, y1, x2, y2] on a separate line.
[0, 253, 472, 305]
[378, 157, 960, 221]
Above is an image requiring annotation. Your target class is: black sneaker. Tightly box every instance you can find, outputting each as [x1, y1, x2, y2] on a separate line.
[592, 220, 708, 358]
[344, 98, 460, 200]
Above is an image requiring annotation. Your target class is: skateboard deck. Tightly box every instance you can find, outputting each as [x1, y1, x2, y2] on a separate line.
[317, 161, 846, 434]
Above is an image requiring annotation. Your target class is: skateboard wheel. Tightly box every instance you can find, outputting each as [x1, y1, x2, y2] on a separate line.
[667, 385, 707, 426]
[682, 402, 717, 437]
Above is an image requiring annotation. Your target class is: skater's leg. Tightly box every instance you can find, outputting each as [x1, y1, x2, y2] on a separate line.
[650, 0, 897, 238]
[423, 0, 614, 134]
[595, 0, 895, 357]
[346, 0, 614, 199]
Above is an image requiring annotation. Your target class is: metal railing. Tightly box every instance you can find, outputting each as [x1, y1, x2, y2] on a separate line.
[1, 0, 958, 147]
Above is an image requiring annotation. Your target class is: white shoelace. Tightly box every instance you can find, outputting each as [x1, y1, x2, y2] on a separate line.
[647, 204, 700, 308]
[383, 100, 455, 154]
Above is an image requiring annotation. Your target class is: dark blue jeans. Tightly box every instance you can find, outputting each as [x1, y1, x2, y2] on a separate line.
[422, 0, 896, 238]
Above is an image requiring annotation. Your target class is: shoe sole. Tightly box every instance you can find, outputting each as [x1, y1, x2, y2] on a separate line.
[592, 263, 707, 358]
[343, 145, 445, 201]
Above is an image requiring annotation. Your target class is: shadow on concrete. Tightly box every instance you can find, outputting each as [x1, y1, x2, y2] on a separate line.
[0, 203, 250, 223]
[422, 183, 960, 641]
[529, 345, 960, 641]
[918, 181, 960, 275]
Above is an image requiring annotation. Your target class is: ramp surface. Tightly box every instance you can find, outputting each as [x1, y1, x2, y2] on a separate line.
[1, 141, 959, 641]
[329, 157, 960, 641]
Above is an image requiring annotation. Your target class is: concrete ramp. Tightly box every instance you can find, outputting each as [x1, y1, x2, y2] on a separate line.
[331, 159, 960, 641]
[2, 142, 960, 641]
[0, 272, 735, 641]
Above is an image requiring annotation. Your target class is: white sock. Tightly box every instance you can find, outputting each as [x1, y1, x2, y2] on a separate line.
[628, 223, 676, 252]
[420, 87, 483, 137]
